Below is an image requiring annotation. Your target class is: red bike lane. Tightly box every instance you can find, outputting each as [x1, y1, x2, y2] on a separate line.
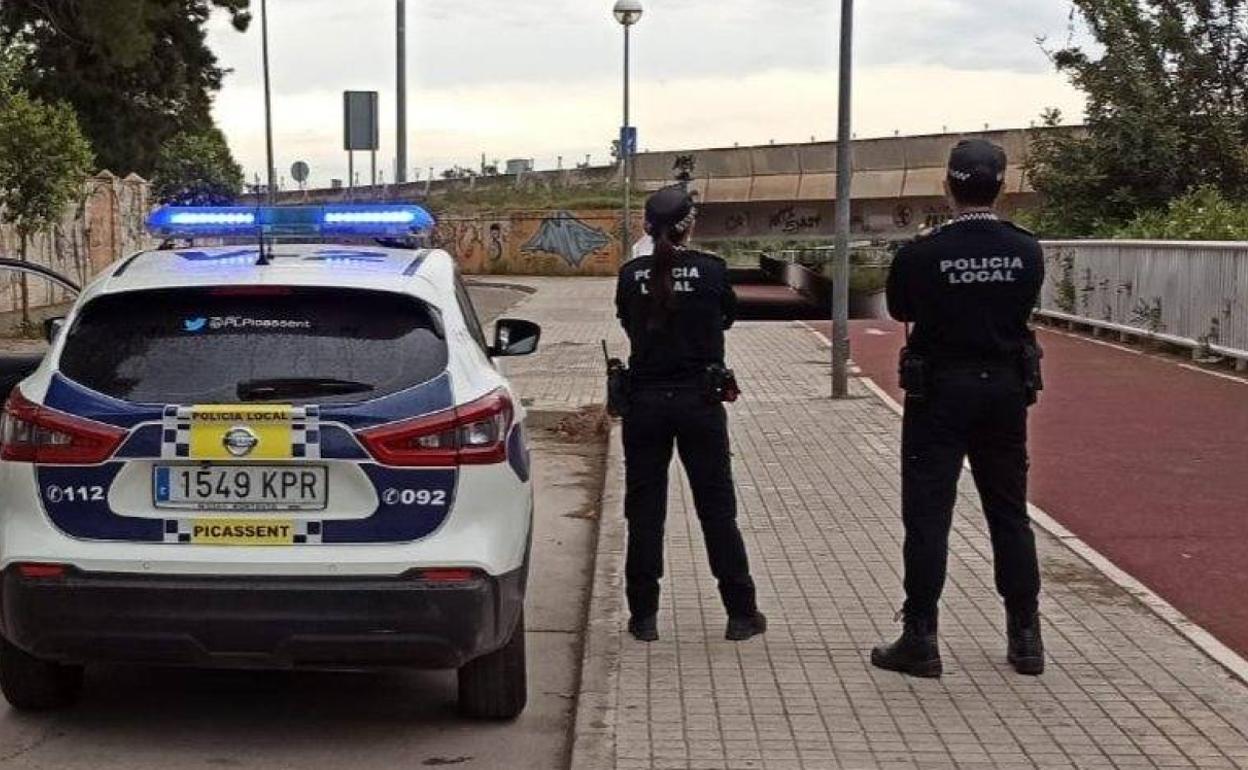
[809, 319, 1248, 657]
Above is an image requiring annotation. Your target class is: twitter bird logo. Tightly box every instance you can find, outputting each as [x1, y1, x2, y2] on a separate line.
[183, 318, 208, 333]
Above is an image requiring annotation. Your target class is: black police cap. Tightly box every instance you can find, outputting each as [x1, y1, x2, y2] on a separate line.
[645, 185, 695, 231]
[947, 139, 1007, 186]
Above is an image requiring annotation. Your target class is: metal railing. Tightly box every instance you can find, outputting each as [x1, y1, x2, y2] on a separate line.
[1039, 240, 1248, 366]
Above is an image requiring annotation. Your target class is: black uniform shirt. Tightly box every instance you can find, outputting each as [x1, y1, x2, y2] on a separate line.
[615, 249, 737, 387]
[887, 217, 1045, 364]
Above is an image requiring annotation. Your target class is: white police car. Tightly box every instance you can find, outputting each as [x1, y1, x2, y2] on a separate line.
[0, 205, 540, 719]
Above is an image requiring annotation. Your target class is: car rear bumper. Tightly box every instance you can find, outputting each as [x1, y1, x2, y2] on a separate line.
[0, 565, 526, 670]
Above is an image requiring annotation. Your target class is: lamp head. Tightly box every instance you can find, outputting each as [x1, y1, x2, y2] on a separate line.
[614, 0, 643, 26]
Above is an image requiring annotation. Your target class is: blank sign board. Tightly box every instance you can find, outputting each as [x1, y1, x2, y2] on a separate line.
[343, 91, 380, 151]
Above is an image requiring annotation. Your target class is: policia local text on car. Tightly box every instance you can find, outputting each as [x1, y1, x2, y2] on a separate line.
[611, 185, 765, 644]
[872, 139, 1047, 678]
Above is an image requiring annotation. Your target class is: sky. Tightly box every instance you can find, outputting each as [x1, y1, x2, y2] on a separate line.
[207, 0, 1089, 190]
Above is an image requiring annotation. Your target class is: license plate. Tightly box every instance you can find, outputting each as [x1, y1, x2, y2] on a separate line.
[154, 465, 328, 512]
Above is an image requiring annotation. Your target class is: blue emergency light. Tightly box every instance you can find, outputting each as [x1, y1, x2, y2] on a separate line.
[146, 205, 436, 239]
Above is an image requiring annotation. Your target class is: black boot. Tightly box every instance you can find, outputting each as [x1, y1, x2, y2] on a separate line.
[628, 615, 658, 642]
[1007, 612, 1045, 675]
[871, 615, 942, 678]
[725, 611, 767, 641]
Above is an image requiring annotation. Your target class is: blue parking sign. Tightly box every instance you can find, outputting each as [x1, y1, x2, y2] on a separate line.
[620, 126, 638, 157]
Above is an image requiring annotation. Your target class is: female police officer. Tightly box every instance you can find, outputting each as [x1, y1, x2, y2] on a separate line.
[614, 185, 766, 643]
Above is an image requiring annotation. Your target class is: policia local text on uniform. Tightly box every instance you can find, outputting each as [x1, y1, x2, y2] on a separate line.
[872, 139, 1048, 679]
[613, 185, 767, 645]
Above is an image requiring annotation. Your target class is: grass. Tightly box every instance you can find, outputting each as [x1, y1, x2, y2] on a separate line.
[425, 183, 626, 214]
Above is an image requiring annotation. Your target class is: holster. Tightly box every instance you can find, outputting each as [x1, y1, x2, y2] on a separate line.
[606, 359, 632, 418]
[1021, 340, 1045, 406]
[703, 364, 741, 404]
[898, 348, 930, 400]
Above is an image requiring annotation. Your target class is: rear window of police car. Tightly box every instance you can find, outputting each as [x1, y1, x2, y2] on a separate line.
[58, 287, 447, 404]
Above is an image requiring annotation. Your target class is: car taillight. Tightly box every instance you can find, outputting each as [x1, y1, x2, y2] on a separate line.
[16, 563, 67, 579]
[414, 568, 480, 583]
[0, 390, 126, 465]
[209, 286, 294, 296]
[359, 389, 513, 467]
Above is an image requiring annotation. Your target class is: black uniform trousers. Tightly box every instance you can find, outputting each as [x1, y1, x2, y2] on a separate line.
[901, 364, 1041, 622]
[622, 387, 758, 620]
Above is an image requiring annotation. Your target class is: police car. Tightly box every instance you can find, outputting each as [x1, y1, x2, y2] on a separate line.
[0, 205, 540, 719]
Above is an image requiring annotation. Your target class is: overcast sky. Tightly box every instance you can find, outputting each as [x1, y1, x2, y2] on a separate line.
[208, 0, 1088, 189]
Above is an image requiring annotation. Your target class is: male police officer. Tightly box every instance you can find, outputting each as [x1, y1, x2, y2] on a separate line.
[872, 139, 1046, 678]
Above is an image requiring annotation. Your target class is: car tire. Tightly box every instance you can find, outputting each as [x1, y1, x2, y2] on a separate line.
[0, 636, 84, 711]
[457, 610, 527, 720]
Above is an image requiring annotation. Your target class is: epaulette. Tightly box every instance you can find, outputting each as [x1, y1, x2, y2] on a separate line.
[914, 224, 946, 241]
[621, 254, 647, 267]
[1002, 220, 1036, 237]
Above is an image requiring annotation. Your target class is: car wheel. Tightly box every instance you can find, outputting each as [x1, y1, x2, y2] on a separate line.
[0, 636, 83, 711]
[457, 610, 527, 720]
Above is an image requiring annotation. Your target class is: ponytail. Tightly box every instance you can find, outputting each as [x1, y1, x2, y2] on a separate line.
[647, 228, 679, 330]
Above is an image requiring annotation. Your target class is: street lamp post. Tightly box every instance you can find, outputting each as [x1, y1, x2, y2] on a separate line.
[396, 0, 408, 184]
[260, 0, 276, 204]
[832, 0, 854, 399]
[614, 0, 643, 259]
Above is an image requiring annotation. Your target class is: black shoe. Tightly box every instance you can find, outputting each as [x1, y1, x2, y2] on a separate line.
[871, 616, 943, 678]
[628, 615, 658, 642]
[1007, 612, 1045, 676]
[725, 612, 767, 641]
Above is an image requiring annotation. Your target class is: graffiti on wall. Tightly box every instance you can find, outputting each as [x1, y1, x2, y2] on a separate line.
[433, 210, 637, 277]
[768, 206, 823, 235]
[521, 211, 612, 268]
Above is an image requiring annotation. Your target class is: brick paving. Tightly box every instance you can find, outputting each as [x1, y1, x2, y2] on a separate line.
[504, 278, 1248, 770]
[496, 277, 626, 414]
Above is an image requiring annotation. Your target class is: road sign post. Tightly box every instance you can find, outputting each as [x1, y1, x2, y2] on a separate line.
[344, 91, 380, 201]
[291, 161, 310, 195]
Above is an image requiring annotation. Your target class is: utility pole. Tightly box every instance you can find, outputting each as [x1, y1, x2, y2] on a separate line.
[260, 0, 276, 204]
[396, 0, 408, 184]
[623, 23, 631, 256]
[614, 1, 643, 259]
[832, 0, 854, 399]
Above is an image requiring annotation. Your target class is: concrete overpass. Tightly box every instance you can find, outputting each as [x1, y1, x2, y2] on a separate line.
[273, 126, 1068, 243]
[631, 127, 1053, 242]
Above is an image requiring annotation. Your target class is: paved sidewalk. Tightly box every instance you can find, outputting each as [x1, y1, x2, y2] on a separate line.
[505, 278, 1248, 769]
[496, 277, 625, 414]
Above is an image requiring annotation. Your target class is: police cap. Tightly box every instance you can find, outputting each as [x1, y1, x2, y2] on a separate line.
[645, 185, 696, 233]
[947, 139, 1007, 187]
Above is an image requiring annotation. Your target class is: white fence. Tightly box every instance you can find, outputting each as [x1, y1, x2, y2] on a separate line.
[1039, 240, 1248, 365]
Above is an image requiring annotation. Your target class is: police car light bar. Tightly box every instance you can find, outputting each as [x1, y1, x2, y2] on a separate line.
[146, 205, 436, 239]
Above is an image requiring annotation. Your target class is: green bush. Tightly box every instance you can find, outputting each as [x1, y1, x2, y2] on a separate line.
[1109, 186, 1248, 241]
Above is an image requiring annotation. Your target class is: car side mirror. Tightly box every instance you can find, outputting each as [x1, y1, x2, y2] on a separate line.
[43, 317, 66, 344]
[490, 319, 541, 358]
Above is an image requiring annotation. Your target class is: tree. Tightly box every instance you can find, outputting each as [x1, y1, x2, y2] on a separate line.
[0, 0, 251, 177]
[1026, 0, 1248, 236]
[0, 43, 21, 102]
[0, 88, 94, 325]
[152, 129, 243, 205]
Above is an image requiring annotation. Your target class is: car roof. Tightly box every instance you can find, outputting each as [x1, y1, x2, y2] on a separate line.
[82, 243, 457, 305]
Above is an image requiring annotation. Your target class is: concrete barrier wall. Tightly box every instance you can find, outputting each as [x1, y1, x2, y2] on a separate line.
[693, 195, 1038, 242]
[433, 210, 643, 277]
[0, 172, 151, 317]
